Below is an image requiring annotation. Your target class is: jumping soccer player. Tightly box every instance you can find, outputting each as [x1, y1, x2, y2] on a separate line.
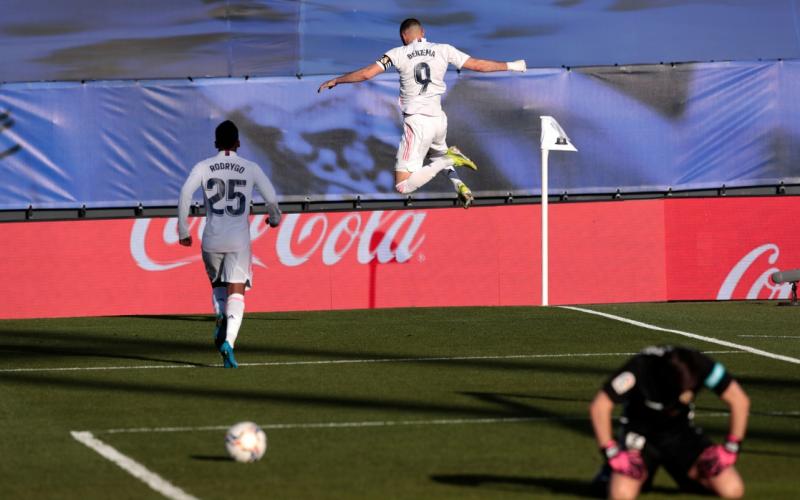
[589, 345, 749, 499]
[178, 120, 281, 368]
[317, 18, 526, 208]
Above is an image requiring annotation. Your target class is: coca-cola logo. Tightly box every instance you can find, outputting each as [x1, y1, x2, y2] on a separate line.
[131, 211, 426, 271]
[717, 243, 793, 300]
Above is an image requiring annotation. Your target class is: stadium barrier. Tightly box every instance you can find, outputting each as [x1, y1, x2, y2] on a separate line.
[3, 60, 800, 211]
[3, 197, 799, 319]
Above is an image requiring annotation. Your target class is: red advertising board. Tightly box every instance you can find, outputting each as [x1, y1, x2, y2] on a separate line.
[2, 207, 540, 319]
[664, 197, 800, 301]
[2, 197, 799, 319]
[549, 200, 668, 305]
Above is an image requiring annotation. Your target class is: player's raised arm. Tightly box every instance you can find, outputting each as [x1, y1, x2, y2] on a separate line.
[177, 165, 203, 246]
[317, 63, 385, 93]
[461, 57, 527, 73]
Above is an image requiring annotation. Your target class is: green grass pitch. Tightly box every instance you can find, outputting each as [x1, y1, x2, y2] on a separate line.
[1, 303, 799, 499]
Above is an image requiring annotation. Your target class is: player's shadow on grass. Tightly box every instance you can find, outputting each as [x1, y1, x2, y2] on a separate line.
[0, 328, 229, 356]
[5, 372, 800, 444]
[733, 374, 800, 391]
[0, 328, 620, 376]
[0, 343, 208, 367]
[0, 329, 211, 367]
[674, 422, 798, 445]
[694, 405, 800, 419]
[431, 474, 684, 497]
[460, 391, 595, 438]
[746, 447, 800, 459]
[499, 393, 592, 404]
[122, 315, 300, 323]
[431, 474, 600, 497]
[119, 315, 212, 323]
[190, 454, 231, 462]
[120, 315, 299, 323]
[3, 371, 605, 428]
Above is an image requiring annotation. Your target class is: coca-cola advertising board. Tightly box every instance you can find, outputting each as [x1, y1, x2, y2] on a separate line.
[2, 198, 799, 319]
[3, 207, 541, 319]
[664, 197, 800, 301]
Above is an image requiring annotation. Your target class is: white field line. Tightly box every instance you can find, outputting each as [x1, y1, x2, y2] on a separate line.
[70, 431, 199, 500]
[738, 335, 800, 339]
[97, 416, 585, 435]
[0, 350, 741, 374]
[90, 410, 800, 435]
[560, 306, 800, 365]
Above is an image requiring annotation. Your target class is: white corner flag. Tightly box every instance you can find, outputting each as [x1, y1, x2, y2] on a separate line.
[540, 116, 577, 152]
[539, 116, 577, 306]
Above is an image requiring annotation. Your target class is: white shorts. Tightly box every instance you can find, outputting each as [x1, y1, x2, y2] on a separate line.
[202, 248, 253, 289]
[395, 113, 449, 172]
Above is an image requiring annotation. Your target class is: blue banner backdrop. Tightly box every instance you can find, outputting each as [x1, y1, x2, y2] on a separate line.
[1, 60, 799, 209]
[2, 1, 799, 83]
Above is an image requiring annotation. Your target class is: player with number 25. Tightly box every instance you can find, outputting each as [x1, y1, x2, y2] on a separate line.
[178, 120, 281, 368]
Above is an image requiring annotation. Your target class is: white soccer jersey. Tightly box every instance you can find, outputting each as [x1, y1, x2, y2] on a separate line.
[377, 38, 470, 117]
[178, 151, 280, 253]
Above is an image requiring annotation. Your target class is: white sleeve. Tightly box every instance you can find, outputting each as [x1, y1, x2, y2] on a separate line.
[444, 44, 471, 70]
[177, 165, 203, 240]
[253, 165, 281, 225]
[376, 47, 401, 71]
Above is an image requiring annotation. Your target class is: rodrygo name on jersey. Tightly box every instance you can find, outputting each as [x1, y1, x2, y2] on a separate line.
[178, 151, 280, 253]
[209, 162, 245, 174]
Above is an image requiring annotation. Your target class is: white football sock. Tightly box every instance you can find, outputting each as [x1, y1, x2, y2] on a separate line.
[395, 157, 454, 194]
[212, 287, 228, 318]
[445, 167, 463, 189]
[225, 293, 245, 347]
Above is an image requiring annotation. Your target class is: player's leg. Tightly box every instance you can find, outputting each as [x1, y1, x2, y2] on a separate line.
[218, 295, 241, 368]
[211, 286, 228, 348]
[394, 115, 453, 194]
[219, 281, 245, 368]
[224, 281, 247, 349]
[604, 430, 652, 500]
[429, 114, 475, 208]
[608, 472, 645, 500]
[202, 251, 228, 349]
[687, 441, 744, 498]
[663, 426, 743, 497]
[694, 466, 744, 499]
[435, 112, 477, 171]
[211, 286, 227, 317]
[217, 247, 253, 368]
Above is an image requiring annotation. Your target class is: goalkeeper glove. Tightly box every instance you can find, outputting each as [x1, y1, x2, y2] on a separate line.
[697, 435, 741, 478]
[601, 440, 647, 480]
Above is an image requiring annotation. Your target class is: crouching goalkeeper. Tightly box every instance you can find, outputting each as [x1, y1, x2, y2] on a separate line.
[589, 345, 749, 499]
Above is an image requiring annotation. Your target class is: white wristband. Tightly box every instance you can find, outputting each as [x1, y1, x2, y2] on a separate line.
[507, 59, 527, 72]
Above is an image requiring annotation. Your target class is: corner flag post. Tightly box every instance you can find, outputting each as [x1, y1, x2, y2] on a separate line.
[539, 116, 577, 306]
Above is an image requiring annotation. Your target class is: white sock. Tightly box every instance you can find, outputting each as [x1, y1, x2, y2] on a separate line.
[212, 287, 228, 319]
[445, 167, 463, 189]
[395, 157, 454, 194]
[225, 293, 245, 348]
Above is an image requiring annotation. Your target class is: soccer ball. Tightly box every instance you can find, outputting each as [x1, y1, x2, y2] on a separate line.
[225, 421, 267, 463]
